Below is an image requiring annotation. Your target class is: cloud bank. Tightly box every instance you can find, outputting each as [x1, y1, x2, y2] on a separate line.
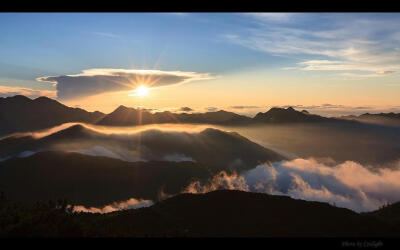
[0, 85, 56, 99]
[37, 68, 212, 100]
[183, 158, 400, 212]
[72, 197, 154, 213]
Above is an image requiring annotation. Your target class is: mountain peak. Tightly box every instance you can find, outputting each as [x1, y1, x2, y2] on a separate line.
[286, 106, 295, 111]
[254, 106, 324, 123]
[114, 105, 135, 113]
[3, 95, 32, 102]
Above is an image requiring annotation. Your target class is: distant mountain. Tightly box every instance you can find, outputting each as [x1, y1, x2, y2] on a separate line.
[97, 105, 253, 126]
[0, 95, 354, 135]
[0, 95, 105, 135]
[253, 107, 328, 123]
[98, 105, 331, 126]
[1, 190, 399, 237]
[0, 151, 210, 206]
[0, 124, 285, 171]
[340, 112, 400, 127]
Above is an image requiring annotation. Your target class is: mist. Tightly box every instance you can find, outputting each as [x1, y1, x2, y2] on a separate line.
[219, 123, 400, 166]
[72, 197, 154, 213]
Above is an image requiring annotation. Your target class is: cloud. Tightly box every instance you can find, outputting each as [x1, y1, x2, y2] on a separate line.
[37, 68, 212, 100]
[227, 14, 400, 78]
[74, 146, 145, 162]
[92, 32, 120, 38]
[72, 197, 154, 213]
[0, 85, 56, 99]
[179, 106, 194, 112]
[206, 107, 218, 112]
[274, 104, 373, 112]
[183, 158, 400, 212]
[183, 171, 249, 194]
[230, 105, 262, 109]
[244, 13, 297, 23]
[162, 154, 195, 162]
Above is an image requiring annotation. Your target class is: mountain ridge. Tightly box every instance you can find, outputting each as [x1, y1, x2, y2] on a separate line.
[2, 95, 398, 135]
[0, 95, 105, 135]
[1, 189, 399, 237]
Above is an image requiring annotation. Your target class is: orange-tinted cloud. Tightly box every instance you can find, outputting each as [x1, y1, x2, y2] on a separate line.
[0, 85, 56, 99]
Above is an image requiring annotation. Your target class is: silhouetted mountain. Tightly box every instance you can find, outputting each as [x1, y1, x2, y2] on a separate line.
[0, 151, 210, 206]
[1, 190, 399, 237]
[97, 105, 253, 126]
[0, 124, 285, 171]
[340, 112, 400, 127]
[0, 95, 105, 135]
[0, 95, 356, 135]
[253, 107, 328, 123]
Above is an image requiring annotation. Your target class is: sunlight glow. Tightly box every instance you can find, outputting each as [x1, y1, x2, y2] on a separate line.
[133, 85, 149, 97]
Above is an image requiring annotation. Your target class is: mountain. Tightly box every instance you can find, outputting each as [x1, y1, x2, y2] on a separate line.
[0, 95, 105, 136]
[97, 105, 253, 126]
[0, 95, 352, 135]
[253, 107, 328, 123]
[1, 190, 398, 237]
[0, 124, 285, 171]
[0, 151, 210, 206]
[340, 112, 400, 127]
[98, 105, 331, 127]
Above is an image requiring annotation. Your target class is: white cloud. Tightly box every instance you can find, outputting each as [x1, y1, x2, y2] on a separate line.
[183, 158, 400, 212]
[227, 15, 400, 78]
[72, 197, 154, 213]
[244, 13, 297, 23]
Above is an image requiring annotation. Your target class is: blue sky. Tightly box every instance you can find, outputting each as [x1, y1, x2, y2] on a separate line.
[1, 13, 400, 116]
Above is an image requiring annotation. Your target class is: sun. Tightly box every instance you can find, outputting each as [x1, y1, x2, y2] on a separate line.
[134, 85, 149, 97]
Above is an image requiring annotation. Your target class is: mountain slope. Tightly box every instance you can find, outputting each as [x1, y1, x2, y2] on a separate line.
[0, 95, 105, 136]
[1, 190, 398, 237]
[0, 124, 285, 171]
[0, 151, 210, 206]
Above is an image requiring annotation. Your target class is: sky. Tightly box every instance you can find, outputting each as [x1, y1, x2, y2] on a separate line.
[1, 13, 400, 117]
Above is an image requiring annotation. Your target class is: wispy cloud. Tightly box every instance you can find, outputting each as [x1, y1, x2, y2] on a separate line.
[92, 32, 121, 38]
[229, 105, 262, 109]
[226, 14, 400, 78]
[243, 13, 297, 23]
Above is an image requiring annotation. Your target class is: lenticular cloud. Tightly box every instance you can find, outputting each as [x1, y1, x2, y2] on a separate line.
[37, 68, 212, 100]
[184, 158, 400, 212]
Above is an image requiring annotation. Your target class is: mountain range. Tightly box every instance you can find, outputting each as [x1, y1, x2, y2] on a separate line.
[340, 112, 400, 127]
[0, 95, 375, 136]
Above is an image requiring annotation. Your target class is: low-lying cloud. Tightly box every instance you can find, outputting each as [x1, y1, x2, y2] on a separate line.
[37, 68, 212, 100]
[72, 197, 154, 213]
[183, 158, 400, 212]
[0, 85, 56, 99]
[179, 107, 194, 112]
[230, 105, 262, 109]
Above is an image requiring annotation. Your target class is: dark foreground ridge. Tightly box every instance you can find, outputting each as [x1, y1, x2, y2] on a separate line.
[1, 189, 399, 237]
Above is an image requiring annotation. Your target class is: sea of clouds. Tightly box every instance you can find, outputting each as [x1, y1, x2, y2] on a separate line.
[183, 158, 400, 212]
